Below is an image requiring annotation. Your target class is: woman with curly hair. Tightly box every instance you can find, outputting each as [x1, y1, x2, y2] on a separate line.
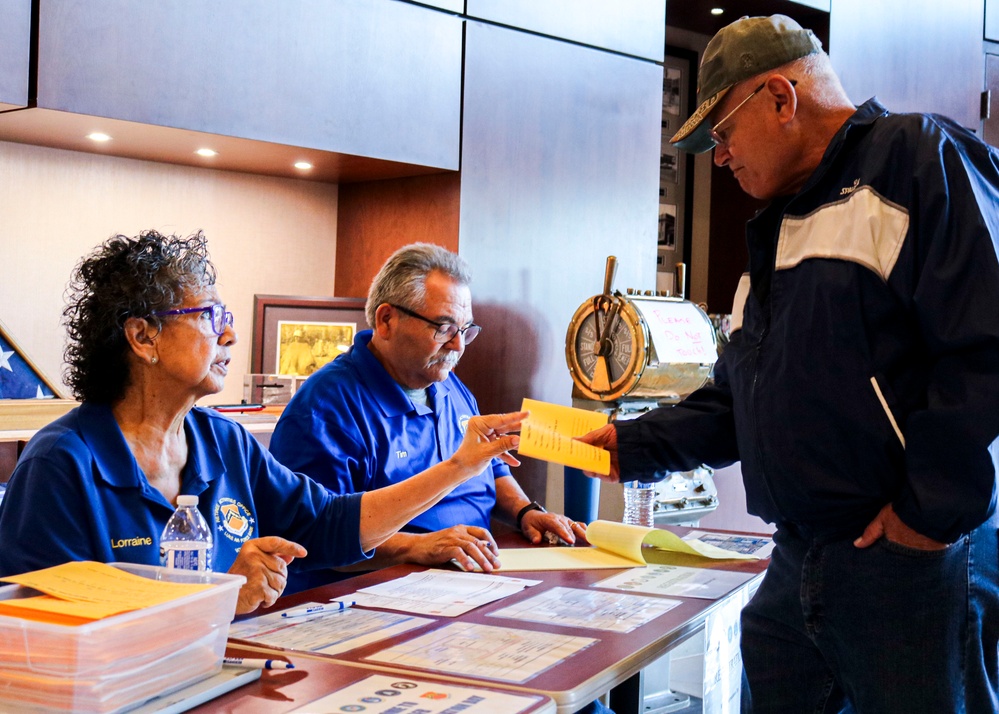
[0, 230, 524, 614]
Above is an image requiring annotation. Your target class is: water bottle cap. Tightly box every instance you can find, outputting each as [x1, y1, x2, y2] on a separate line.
[176, 494, 199, 507]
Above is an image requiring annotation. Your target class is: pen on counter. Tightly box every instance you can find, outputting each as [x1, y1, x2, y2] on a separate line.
[544, 531, 571, 546]
[223, 657, 295, 670]
[280, 600, 355, 618]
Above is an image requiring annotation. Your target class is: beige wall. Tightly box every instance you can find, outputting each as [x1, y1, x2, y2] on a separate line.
[0, 140, 338, 406]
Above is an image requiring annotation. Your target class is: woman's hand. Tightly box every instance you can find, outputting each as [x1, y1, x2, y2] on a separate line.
[452, 410, 527, 471]
[229, 536, 308, 614]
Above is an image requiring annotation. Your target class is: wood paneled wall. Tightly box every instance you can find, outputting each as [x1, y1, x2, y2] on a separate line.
[706, 167, 766, 313]
[335, 173, 461, 298]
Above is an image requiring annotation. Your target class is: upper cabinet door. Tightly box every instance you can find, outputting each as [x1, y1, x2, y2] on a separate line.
[416, 0, 464, 11]
[0, 0, 31, 111]
[37, 0, 462, 169]
[466, 0, 666, 61]
[987, 0, 999, 42]
[829, 0, 984, 130]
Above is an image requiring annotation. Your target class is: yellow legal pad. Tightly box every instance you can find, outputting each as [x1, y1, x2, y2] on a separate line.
[0, 561, 213, 626]
[496, 520, 759, 572]
[516, 398, 611, 475]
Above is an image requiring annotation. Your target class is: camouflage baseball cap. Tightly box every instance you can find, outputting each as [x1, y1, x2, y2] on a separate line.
[671, 14, 822, 153]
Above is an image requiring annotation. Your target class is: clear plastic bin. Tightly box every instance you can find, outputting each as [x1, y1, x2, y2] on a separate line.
[0, 562, 243, 712]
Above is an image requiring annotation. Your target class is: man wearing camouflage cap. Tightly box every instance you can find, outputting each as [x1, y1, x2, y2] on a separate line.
[580, 14, 999, 712]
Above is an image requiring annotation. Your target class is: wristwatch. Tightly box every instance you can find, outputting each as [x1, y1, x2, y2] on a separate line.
[516, 501, 547, 529]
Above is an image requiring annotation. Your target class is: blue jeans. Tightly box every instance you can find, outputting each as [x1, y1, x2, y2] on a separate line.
[741, 513, 999, 713]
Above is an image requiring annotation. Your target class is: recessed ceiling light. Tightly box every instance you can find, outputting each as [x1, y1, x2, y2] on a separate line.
[711, 7, 724, 15]
[195, 148, 218, 157]
[294, 161, 313, 170]
[86, 132, 112, 142]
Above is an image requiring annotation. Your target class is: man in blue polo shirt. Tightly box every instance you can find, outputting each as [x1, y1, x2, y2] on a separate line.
[270, 243, 586, 585]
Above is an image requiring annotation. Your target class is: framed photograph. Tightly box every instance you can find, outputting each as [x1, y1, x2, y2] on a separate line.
[251, 295, 367, 376]
[658, 48, 696, 272]
[661, 120, 679, 185]
[658, 203, 677, 249]
[0, 318, 64, 399]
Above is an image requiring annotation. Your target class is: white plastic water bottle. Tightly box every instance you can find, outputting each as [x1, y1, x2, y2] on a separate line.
[622, 481, 656, 527]
[160, 494, 213, 572]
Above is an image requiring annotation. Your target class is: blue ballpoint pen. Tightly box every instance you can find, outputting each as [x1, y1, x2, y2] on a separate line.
[280, 600, 355, 618]
[223, 657, 295, 670]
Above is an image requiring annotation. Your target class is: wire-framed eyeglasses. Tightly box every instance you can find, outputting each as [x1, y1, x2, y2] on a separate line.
[151, 304, 234, 336]
[709, 79, 796, 148]
[390, 304, 481, 344]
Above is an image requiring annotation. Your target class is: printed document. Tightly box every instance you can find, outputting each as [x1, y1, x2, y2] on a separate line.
[496, 520, 761, 572]
[593, 563, 755, 600]
[228, 604, 433, 655]
[516, 398, 610, 475]
[347, 570, 541, 617]
[365, 621, 597, 683]
[488, 586, 681, 633]
[291, 673, 547, 714]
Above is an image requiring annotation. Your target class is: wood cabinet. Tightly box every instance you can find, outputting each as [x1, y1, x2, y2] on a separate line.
[36, 0, 462, 169]
[829, 0, 984, 130]
[466, 0, 665, 60]
[456, 20, 663, 501]
[987, 0, 999, 42]
[0, 0, 31, 111]
[415, 0, 463, 12]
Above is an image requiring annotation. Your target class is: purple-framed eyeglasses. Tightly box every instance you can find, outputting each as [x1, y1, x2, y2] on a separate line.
[150, 304, 234, 336]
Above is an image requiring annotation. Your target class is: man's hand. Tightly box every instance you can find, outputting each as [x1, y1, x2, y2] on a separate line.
[453, 411, 527, 470]
[229, 536, 308, 614]
[853, 503, 949, 550]
[520, 508, 588, 545]
[408, 526, 502, 572]
[575, 423, 620, 482]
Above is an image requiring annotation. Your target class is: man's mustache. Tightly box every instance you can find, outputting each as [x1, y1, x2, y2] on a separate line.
[428, 352, 461, 370]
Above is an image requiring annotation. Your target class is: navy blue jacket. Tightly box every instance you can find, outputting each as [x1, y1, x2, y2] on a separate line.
[616, 99, 999, 543]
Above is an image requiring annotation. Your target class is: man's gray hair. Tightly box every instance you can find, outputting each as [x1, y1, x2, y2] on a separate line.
[366, 243, 472, 328]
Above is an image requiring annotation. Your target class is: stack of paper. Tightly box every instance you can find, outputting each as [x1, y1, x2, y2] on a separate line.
[496, 520, 769, 572]
[348, 570, 541, 617]
[0, 562, 243, 713]
[0, 561, 212, 626]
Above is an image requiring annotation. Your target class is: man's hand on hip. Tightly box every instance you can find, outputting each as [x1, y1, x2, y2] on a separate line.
[854, 503, 949, 551]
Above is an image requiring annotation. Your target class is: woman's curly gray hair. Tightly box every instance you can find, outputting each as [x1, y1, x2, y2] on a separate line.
[63, 230, 217, 403]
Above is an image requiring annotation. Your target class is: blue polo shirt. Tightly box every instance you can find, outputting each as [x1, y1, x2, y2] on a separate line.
[270, 330, 510, 534]
[0, 402, 367, 578]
